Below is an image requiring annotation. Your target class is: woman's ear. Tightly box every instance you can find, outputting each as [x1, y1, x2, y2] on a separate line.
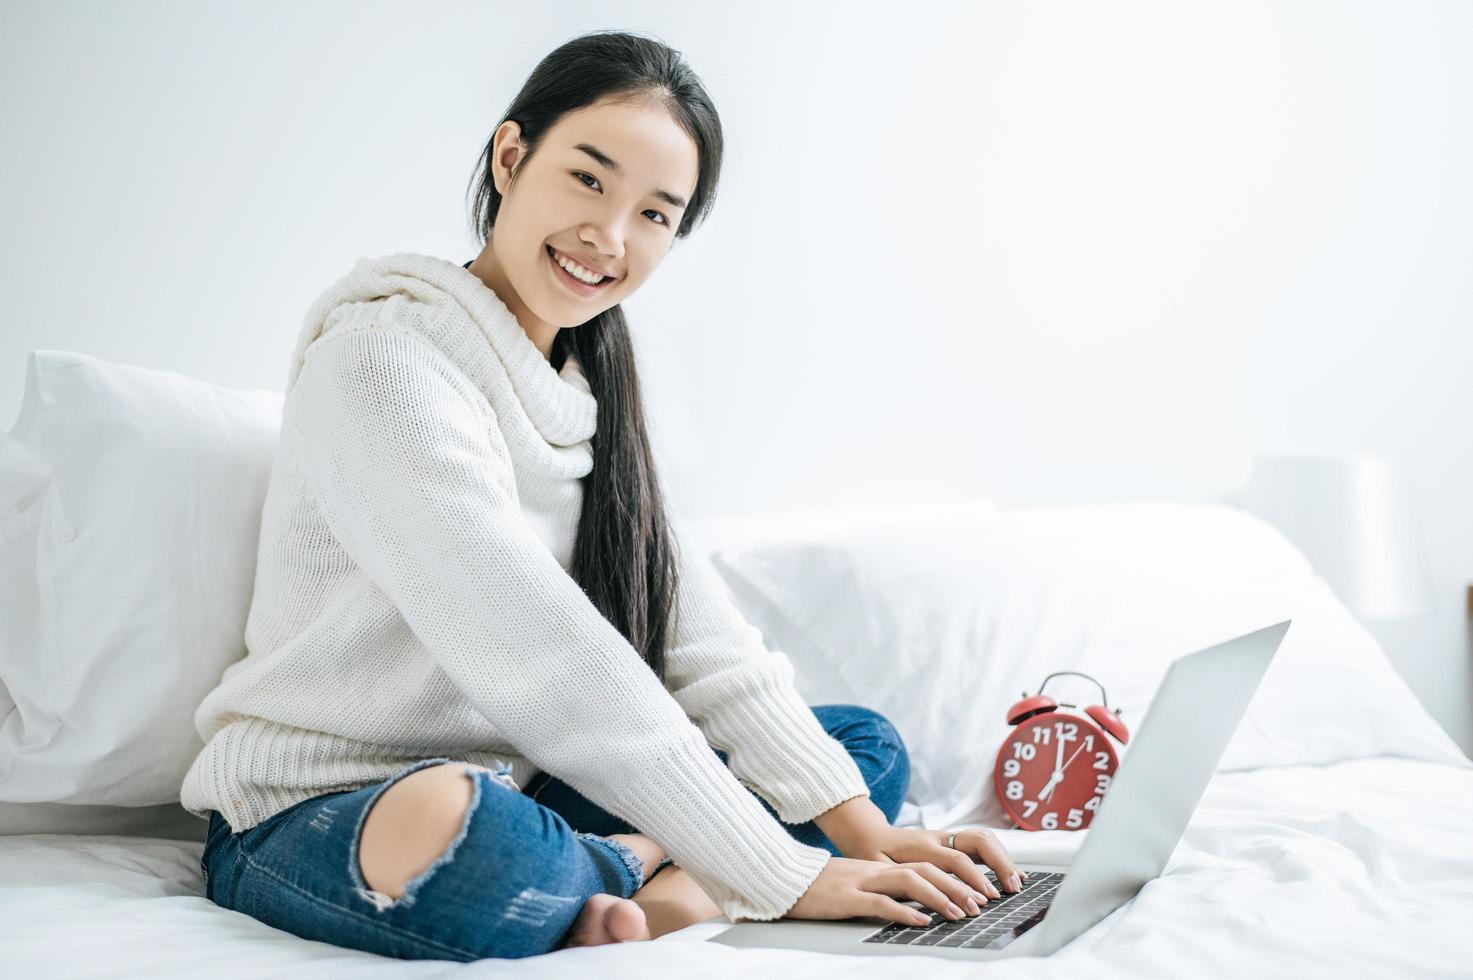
[491, 120, 525, 196]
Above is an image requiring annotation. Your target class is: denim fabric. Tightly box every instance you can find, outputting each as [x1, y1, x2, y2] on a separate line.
[199, 703, 909, 961]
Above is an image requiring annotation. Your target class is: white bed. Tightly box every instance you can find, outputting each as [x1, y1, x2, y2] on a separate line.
[4, 758, 1471, 978]
[3, 353, 1471, 977]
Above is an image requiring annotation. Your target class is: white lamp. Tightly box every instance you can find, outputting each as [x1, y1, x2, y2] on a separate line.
[1242, 452, 1437, 620]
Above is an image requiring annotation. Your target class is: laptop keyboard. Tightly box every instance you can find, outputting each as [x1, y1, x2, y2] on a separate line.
[860, 871, 1064, 949]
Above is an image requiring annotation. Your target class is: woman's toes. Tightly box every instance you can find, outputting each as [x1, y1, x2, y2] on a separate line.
[561, 893, 650, 948]
[604, 896, 648, 942]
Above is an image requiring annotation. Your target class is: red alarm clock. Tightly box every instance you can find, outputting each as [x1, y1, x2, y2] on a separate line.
[993, 671, 1130, 831]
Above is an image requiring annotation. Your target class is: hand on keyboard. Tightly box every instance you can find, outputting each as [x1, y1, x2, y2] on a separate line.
[841, 826, 1028, 899]
[785, 854, 998, 927]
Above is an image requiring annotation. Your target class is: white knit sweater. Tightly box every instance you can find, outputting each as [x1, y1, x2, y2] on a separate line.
[180, 253, 870, 923]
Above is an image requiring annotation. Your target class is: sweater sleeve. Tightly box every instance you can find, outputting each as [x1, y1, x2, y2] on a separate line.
[288, 325, 831, 922]
[662, 540, 872, 824]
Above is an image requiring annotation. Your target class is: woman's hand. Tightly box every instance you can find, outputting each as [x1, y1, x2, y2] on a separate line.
[843, 826, 1027, 899]
[784, 853, 995, 927]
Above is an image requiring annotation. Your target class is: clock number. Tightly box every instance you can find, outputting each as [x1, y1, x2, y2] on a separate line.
[1003, 759, 1021, 777]
[1093, 751, 1110, 770]
[1040, 811, 1058, 830]
[1084, 796, 1100, 811]
[1096, 773, 1113, 793]
[1084, 734, 1094, 750]
[1013, 743, 1036, 761]
[1066, 808, 1084, 829]
[1006, 780, 1023, 800]
[1021, 800, 1037, 818]
[1032, 727, 1051, 745]
[1054, 721, 1078, 741]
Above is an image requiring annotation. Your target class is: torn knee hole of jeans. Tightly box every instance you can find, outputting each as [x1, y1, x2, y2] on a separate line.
[352, 765, 485, 913]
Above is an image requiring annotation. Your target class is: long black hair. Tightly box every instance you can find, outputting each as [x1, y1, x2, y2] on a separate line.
[464, 31, 724, 685]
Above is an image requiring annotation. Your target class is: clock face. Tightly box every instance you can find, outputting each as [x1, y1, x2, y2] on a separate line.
[994, 712, 1119, 831]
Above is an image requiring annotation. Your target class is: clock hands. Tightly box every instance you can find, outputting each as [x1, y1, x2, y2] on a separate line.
[1035, 733, 1067, 801]
[1059, 739, 1088, 775]
[1039, 736, 1090, 804]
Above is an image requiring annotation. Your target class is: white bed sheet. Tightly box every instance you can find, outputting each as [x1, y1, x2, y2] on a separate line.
[2, 756, 1469, 979]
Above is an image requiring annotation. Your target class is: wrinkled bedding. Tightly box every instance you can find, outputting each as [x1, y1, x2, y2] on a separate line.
[2, 755, 1468, 978]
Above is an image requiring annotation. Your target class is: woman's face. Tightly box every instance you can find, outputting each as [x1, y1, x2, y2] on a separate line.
[473, 96, 700, 355]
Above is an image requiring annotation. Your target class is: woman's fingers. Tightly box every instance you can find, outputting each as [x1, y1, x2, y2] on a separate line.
[865, 866, 971, 921]
[932, 843, 1001, 898]
[949, 828, 1025, 892]
[903, 861, 988, 914]
[869, 893, 933, 927]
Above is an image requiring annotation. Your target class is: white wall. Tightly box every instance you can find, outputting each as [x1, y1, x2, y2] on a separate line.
[3, 0, 1470, 755]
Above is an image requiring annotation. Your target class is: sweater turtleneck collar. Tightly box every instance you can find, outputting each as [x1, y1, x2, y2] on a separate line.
[291, 252, 598, 452]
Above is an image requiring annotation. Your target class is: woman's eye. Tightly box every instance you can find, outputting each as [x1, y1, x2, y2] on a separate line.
[574, 172, 668, 226]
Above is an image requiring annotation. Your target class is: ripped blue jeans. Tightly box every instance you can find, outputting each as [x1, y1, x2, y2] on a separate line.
[200, 703, 909, 961]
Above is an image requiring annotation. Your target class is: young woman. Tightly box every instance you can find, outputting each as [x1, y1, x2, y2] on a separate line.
[184, 30, 1023, 962]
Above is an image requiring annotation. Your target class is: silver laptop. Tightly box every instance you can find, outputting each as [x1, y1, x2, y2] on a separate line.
[708, 619, 1292, 960]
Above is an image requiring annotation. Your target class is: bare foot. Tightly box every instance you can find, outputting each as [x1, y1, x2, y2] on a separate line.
[559, 893, 652, 949]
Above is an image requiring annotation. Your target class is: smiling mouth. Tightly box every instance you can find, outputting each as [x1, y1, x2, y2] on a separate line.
[546, 244, 613, 288]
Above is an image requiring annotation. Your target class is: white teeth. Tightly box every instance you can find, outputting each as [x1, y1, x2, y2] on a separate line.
[552, 248, 604, 284]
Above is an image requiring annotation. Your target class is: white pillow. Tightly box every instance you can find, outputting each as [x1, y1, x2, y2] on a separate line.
[684, 498, 999, 552]
[0, 350, 283, 808]
[0, 439, 44, 778]
[681, 499, 998, 743]
[707, 501, 1471, 830]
